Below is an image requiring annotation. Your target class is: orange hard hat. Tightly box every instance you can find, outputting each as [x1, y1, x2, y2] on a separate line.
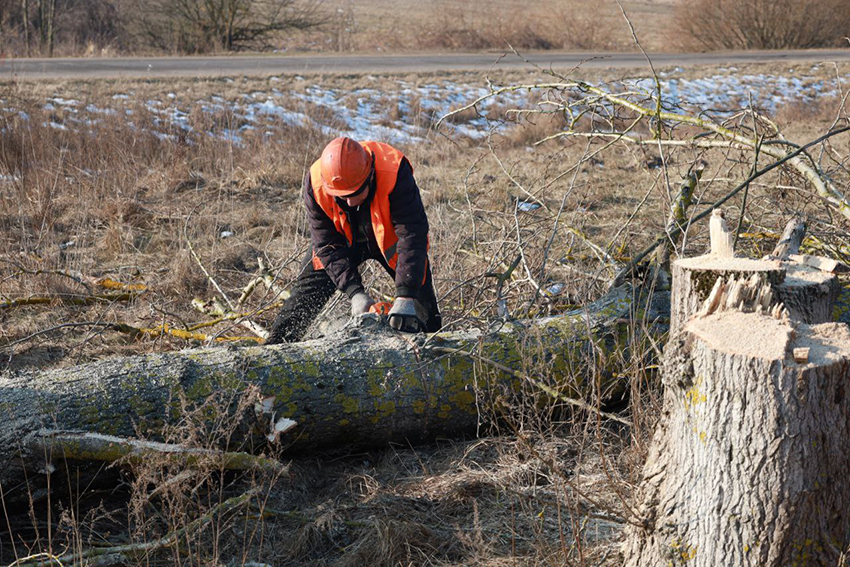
[320, 137, 371, 197]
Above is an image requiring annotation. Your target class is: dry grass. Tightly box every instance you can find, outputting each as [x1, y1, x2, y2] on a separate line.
[283, 0, 676, 53]
[2, 63, 850, 564]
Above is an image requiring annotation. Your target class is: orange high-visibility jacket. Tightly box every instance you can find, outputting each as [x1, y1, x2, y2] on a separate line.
[309, 141, 406, 271]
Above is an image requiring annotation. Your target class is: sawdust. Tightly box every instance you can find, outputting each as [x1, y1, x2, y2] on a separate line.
[687, 311, 793, 361]
[676, 255, 782, 273]
[782, 262, 835, 287]
[792, 322, 850, 367]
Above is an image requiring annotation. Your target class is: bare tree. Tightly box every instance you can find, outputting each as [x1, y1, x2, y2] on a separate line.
[134, 0, 325, 53]
[21, 0, 29, 55]
[16, 0, 64, 56]
[37, 0, 56, 56]
[675, 0, 850, 50]
[0, 1, 11, 50]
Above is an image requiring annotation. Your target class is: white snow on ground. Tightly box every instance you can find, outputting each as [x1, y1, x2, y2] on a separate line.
[48, 97, 80, 107]
[2, 71, 846, 145]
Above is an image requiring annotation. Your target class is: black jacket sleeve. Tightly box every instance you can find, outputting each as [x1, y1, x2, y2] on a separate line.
[389, 159, 429, 297]
[303, 173, 364, 296]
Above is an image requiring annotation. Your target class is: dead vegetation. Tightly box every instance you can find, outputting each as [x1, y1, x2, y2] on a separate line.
[269, 0, 670, 54]
[674, 0, 850, 50]
[2, 59, 850, 564]
[0, 0, 669, 57]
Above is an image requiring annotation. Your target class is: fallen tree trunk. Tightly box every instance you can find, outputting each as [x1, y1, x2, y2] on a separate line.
[0, 283, 667, 491]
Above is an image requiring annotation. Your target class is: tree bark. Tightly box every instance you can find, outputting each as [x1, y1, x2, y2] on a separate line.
[46, 0, 55, 57]
[623, 314, 850, 566]
[21, 0, 30, 57]
[625, 250, 850, 566]
[655, 162, 704, 271]
[770, 216, 806, 259]
[0, 283, 666, 491]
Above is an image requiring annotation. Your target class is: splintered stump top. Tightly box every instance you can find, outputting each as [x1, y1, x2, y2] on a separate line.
[671, 255, 784, 335]
[671, 255, 840, 335]
[624, 313, 850, 567]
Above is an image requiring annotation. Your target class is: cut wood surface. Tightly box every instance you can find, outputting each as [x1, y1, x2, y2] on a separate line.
[671, 255, 840, 336]
[789, 253, 850, 274]
[0, 283, 667, 491]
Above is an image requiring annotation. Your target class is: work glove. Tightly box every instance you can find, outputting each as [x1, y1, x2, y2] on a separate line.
[388, 297, 423, 333]
[350, 291, 376, 316]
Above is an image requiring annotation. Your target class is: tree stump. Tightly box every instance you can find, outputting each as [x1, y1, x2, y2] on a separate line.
[624, 313, 850, 566]
[625, 248, 850, 566]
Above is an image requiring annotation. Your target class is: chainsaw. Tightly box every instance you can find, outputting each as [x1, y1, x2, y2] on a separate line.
[368, 301, 393, 316]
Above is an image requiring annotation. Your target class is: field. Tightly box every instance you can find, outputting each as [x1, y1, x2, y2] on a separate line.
[2, 56, 850, 565]
[281, 0, 677, 52]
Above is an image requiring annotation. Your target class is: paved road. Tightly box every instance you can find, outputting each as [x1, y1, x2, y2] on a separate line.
[3, 50, 850, 80]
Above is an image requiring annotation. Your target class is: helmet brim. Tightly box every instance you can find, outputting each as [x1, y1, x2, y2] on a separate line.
[322, 166, 371, 197]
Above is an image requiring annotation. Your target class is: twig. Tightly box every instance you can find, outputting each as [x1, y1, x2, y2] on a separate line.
[440, 79, 850, 221]
[616, 0, 672, 202]
[36, 431, 287, 473]
[0, 263, 93, 293]
[566, 228, 618, 268]
[185, 234, 235, 311]
[505, 422, 642, 529]
[12, 490, 257, 566]
[3, 321, 260, 352]
[613, 126, 850, 285]
[484, 253, 523, 319]
[734, 135, 762, 249]
[183, 218, 267, 339]
[655, 161, 706, 271]
[606, 175, 657, 255]
[427, 345, 633, 427]
[734, 96, 762, 249]
[0, 292, 140, 310]
[487, 134, 549, 211]
[513, 201, 543, 296]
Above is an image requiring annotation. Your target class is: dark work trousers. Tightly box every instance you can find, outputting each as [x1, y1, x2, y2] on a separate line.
[266, 248, 442, 344]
